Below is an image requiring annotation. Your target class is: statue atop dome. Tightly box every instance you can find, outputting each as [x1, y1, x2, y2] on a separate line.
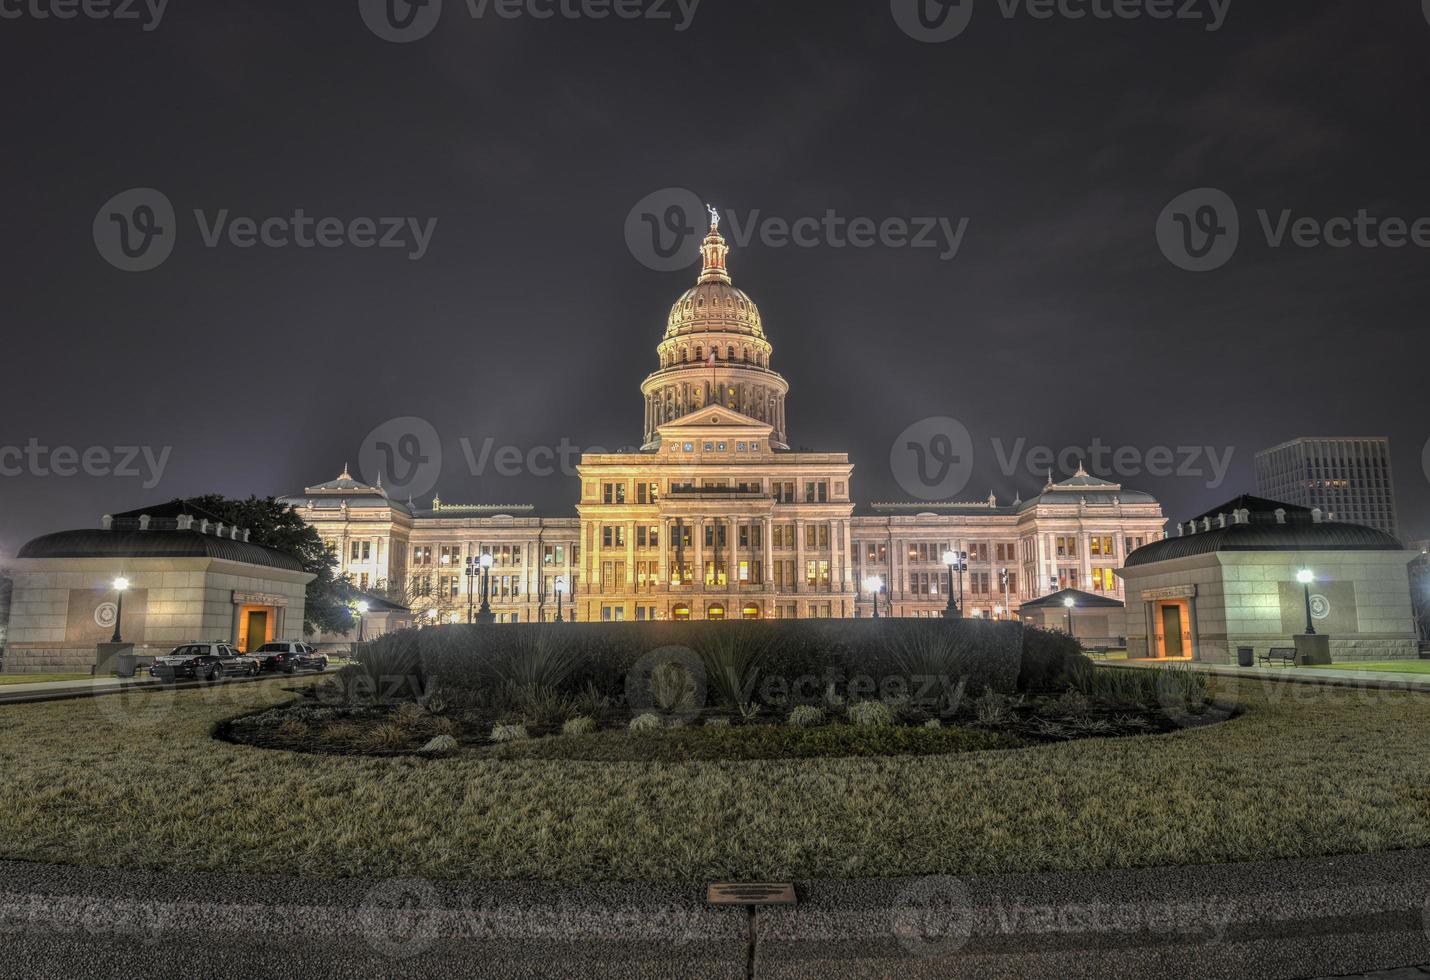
[706, 203, 720, 233]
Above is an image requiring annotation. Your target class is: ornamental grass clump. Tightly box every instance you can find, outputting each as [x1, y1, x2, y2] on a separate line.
[628, 713, 663, 733]
[562, 716, 597, 737]
[787, 705, 826, 728]
[848, 700, 895, 729]
[489, 723, 530, 744]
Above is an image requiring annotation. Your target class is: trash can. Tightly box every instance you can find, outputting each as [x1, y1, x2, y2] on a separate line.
[115, 654, 138, 678]
[1237, 646, 1254, 668]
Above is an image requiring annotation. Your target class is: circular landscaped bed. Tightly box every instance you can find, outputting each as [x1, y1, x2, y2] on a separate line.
[217, 621, 1235, 760]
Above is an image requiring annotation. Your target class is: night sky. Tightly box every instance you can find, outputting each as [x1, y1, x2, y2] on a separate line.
[3, 0, 1429, 560]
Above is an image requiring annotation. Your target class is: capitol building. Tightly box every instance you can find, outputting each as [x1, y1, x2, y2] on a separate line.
[282, 215, 1168, 625]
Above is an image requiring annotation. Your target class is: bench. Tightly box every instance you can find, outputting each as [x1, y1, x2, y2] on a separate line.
[1258, 647, 1297, 667]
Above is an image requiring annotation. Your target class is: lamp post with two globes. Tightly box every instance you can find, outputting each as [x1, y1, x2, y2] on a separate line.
[863, 574, 885, 619]
[554, 576, 567, 623]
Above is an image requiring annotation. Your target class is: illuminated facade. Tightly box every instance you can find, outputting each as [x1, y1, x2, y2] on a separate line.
[283, 216, 1168, 624]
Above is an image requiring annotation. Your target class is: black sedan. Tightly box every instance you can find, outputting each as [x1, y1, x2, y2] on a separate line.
[254, 642, 328, 674]
[149, 643, 260, 682]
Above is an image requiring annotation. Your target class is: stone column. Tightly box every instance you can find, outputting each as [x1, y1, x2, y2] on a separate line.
[729, 516, 740, 592]
[841, 519, 854, 593]
[659, 517, 671, 589]
[794, 519, 806, 595]
[762, 516, 774, 591]
[693, 518, 705, 591]
[625, 521, 636, 590]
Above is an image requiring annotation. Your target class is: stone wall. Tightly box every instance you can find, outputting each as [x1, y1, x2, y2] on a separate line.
[2, 558, 310, 674]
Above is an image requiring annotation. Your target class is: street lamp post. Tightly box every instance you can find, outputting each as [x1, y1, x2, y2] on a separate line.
[941, 550, 959, 619]
[476, 553, 495, 624]
[465, 556, 479, 624]
[355, 600, 369, 644]
[1297, 568, 1317, 635]
[554, 576, 567, 623]
[864, 575, 884, 619]
[1063, 595, 1076, 637]
[1001, 567, 1010, 618]
[110, 577, 129, 643]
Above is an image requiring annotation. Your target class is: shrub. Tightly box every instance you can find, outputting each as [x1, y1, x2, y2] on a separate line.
[359, 723, 412, 751]
[335, 631, 428, 704]
[419, 734, 459, 756]
[510, 684, 576, 728]
[974, 690, 1013, 726]
[319, 721, 362, 743]
[696, 631, 766, 716]
[649, 662, 698, 714]
[489, 723, 530, 743]
[573, 683, 613, 722]
[562, 716, 597, 737]
[406, 619, 1022, 708]
[923, 718, 943, 730]
[1018, 628, 1087, 692]
[1051, 688, 1093, 720]
[628, 713, 663, 733]
[391, 702, 427, 728]
[704, 717, 732, 728]
[787, 705, 826, 728]
[848, 700, 895, 728]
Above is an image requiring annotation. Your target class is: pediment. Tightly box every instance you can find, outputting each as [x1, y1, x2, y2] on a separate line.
[656, 406, 773, 435]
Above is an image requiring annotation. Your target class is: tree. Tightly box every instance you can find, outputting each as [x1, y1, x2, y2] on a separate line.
[182, 495, 353, 636]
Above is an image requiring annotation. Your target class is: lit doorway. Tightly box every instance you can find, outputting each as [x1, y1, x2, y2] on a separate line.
[707, 604, 726, 621]
[741, 603, 762, 620]
[238, 606, 275, 652]
[671, 604, 691, 621]
[1154, 600, 1192, 660]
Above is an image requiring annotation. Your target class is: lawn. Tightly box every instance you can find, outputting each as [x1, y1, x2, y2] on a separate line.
[0, 673, 91, 686]
[1316, 660, 1430, 675]
[0, 674, 1426, 883]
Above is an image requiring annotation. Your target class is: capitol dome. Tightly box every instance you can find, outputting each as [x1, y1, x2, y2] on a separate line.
[641, 207, 790, 450]
[666, 282, 764, 339]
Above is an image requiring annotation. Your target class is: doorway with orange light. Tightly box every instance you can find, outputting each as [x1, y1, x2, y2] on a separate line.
[237, 604, 277, 652]
[1152, 599, 1193, 660]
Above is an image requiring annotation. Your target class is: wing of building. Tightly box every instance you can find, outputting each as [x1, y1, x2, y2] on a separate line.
[282, 215, 1169, 626]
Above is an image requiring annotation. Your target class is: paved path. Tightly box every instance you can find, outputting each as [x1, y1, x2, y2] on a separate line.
[0, 848, 1427, 978]
[0, 672, 298, 705]
[1101, 659, 1430, 692]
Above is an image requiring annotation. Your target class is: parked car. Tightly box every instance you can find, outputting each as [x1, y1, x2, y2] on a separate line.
[254, 641, 328, 674]
[149, 642, 260, 682]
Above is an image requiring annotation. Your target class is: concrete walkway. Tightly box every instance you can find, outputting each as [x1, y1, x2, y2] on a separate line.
[1, 848, 1427, 978]
[1100, 658, 1430, 692]
[0, 672, 294, 705]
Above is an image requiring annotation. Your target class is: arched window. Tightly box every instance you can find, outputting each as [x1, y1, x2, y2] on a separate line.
[695, 346, 703, 362]
[672, 604, 691, 621]
[727, 344, 735, 361]
[706, 604, 725, 621]
[741, 603, 761, 620]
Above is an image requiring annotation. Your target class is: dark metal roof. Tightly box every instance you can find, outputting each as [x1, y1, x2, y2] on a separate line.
[17, 529, 307, 572]
[1019, 587, 1125, 610]
[1125, 495, 1403, 568]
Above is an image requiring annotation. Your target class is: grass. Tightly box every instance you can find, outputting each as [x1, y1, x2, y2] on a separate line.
[0, 674, 1426, 883]
[1315, 660, 1430, 675]
[0, 673, 92, 685]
